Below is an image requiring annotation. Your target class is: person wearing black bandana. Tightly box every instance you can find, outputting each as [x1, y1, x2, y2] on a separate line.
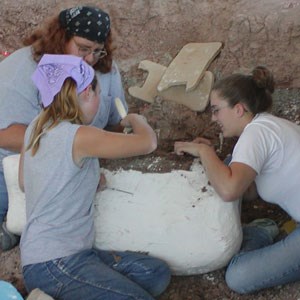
[0, 6, 128, 251]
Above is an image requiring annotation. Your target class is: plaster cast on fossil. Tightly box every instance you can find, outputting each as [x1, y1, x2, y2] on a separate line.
[3, 154, 242, 275]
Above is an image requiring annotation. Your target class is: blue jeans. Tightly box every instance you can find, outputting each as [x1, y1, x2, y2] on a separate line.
[0, 170, 8, 223]
[23, 248, 171, 300]
[225, 225, 300, 294]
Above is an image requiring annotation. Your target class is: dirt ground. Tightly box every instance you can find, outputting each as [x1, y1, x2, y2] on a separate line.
[1, 1, 300, 299]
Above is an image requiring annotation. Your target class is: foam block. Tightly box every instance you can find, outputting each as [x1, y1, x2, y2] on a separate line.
[3, 154, 242, 275]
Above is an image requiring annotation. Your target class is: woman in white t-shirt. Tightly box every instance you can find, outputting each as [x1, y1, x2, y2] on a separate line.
[174, 66, 300, 294]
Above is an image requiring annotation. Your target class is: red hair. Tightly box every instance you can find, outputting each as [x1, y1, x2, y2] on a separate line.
[23, 15, 115, 74]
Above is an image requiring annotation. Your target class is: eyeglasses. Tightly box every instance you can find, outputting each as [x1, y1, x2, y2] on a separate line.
[210, 104, 229, 116]
[73, 39, 107, 59]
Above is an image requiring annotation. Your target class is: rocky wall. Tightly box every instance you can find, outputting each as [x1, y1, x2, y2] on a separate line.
[0, 0, 299, 87]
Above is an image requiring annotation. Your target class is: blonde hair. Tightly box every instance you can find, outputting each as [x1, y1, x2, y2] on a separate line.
[27, 78, 85, 155]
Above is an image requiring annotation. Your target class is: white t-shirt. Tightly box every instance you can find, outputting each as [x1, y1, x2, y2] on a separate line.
[231, 113, 300, 221]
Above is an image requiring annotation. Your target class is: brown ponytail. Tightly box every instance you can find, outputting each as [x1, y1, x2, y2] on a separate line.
[212, 66, 275, 115]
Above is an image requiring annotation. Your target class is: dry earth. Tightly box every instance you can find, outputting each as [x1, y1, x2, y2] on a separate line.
[1, 1, 300, 299]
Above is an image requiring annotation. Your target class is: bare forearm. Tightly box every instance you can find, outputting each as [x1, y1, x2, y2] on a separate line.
[174, 141, 235, 199]
[0, 124, 27, 152]
[124, 115, 157, 152]
[175, 140, 256, 202]
[198, 146, 237, 201]
[199, 145, 256, 202]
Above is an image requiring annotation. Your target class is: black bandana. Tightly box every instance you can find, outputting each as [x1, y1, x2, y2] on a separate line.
[59, 6, 110, 43]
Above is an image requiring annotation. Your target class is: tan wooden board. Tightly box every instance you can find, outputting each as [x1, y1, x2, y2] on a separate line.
[157, 42, 222, 92]
[128, 60, 214, 112]
[128, 60, 166, 103]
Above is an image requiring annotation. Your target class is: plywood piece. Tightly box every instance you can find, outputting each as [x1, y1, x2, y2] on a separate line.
[128, 60, 166, 103]
[160, 70, 214, 111]
[157, 42, 222, 92]
[128, 60, 214, 111]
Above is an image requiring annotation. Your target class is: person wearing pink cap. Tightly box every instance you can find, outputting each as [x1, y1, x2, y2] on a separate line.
[18, 54, 170, 300]
[0, 5, 128, 251]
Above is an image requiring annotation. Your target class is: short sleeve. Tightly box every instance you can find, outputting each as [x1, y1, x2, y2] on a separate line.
[231, 123, 283, 175]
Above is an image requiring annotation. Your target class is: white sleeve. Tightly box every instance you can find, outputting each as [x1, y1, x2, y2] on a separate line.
[231, 124, 281, 175]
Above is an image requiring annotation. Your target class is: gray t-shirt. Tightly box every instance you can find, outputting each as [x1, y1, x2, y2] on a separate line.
[0, 47, 39, 172]
[0, 46, 127, 172]
[20, 120, 100, 266]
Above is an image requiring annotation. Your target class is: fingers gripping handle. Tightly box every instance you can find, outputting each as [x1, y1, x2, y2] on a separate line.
[115, 97, 127, 119]
[115, 97, 132, 134]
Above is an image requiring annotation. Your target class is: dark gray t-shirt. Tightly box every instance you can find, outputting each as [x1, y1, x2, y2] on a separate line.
[20, 120, 100, 266]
